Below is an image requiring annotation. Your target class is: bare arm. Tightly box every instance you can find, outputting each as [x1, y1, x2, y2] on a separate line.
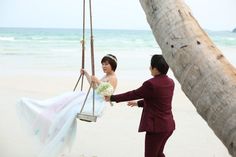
[81, 69, 102, 88]
[80, 69, 91, 84]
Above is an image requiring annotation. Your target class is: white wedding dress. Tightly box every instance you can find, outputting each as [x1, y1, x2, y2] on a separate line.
[16, 90, 106, 157]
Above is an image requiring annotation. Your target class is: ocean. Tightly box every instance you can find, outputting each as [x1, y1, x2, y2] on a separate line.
[0, 27, 235, 79]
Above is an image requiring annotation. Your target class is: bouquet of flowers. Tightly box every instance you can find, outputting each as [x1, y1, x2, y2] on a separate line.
[96, 82, 114, 96]
[96, 82, 114, 106]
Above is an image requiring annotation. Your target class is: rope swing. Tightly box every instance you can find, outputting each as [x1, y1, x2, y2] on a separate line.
[73, 0, 97, 122]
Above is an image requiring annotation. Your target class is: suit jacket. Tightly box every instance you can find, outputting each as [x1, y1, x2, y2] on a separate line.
[111, 74, 175, 133]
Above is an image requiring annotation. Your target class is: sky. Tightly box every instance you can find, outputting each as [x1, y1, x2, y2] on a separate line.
[0, 0, 236, 31]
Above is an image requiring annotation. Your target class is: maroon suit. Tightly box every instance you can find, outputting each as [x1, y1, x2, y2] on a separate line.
[111, 74, 175, 157]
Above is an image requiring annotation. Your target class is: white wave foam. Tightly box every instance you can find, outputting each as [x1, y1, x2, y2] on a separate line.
[0, 36, 15, 41]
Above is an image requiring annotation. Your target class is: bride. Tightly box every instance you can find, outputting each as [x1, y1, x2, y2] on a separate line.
[16, 54, 118, 157]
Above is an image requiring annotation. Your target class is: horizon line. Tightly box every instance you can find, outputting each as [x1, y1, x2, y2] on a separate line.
[0, 26, 234, 32]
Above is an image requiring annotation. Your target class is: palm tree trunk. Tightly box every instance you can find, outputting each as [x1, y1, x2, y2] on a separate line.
[139, 0, 236, 156]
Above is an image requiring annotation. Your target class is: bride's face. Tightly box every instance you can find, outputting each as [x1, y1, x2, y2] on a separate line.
[102, 61, 112, 74]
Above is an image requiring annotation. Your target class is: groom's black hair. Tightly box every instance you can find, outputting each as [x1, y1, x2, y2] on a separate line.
[151, 54, 169, 74]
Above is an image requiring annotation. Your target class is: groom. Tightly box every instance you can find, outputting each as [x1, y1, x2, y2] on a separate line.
[105, 54, 175, 157]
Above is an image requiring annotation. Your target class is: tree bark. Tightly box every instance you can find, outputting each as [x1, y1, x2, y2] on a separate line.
[139, 0, 236, 156]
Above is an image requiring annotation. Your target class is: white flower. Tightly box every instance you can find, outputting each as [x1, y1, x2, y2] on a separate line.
[96, 82, 114, 96]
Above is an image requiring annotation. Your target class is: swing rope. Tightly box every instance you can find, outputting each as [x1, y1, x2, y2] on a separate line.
[73, 0, 86, 92]
[89, 0, 95, 117]
[73, 0, 97, 122]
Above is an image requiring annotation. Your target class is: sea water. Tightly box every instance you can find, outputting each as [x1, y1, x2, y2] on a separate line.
[0, 27, 235, 79]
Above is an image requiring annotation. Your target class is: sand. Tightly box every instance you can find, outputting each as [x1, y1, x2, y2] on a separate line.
[0, 68, 231, 157]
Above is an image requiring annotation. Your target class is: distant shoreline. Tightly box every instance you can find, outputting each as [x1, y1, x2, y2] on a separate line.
[0, 26, 152, 32]
[0, 26, 235, 32]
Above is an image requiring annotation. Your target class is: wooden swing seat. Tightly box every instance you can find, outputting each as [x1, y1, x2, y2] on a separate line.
[77, 113, 97, 122]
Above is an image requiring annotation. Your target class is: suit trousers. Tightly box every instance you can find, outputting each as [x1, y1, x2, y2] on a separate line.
[145, 131, 173, 157]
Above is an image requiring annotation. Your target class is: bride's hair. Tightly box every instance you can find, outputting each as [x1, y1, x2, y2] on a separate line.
[101, 54, 117, 71]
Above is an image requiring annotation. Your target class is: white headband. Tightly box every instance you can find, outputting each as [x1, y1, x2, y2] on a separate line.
[105, 54, 117, 62]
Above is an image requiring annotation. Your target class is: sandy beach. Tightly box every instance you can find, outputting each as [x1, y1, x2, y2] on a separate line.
[0, 66, 231, 157]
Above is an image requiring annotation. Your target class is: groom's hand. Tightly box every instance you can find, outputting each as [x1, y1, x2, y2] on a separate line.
[104, 96, 111, 102]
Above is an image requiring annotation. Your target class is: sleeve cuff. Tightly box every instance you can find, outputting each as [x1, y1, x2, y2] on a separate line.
[110, 95, 115, 102]
[137, 100, 144, 107]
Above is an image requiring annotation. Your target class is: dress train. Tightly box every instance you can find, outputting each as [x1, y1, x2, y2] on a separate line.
[16, 91, 106, 157]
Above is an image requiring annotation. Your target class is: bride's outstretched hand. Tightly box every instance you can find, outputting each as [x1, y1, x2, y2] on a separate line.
[127, 101, 137, 107]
